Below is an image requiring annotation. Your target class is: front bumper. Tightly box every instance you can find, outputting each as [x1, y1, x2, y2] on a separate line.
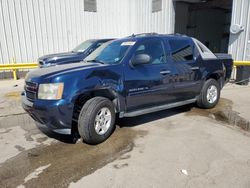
[22, 95, 74, 135]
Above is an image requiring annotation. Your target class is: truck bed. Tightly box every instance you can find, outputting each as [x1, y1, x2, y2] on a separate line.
[215, 53, 233, 81]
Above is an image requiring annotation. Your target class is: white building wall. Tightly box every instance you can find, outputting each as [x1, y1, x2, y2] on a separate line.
[132, 0, 175, 34]
[228, 0, 250, 61]
[0, 0, 132, 64]
[0, 0, 176, 64]
[0, 0, 250, 65]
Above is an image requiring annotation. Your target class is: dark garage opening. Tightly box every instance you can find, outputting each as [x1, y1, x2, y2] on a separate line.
[174, 0, 233, 53]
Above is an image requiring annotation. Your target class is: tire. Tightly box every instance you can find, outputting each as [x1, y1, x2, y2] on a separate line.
[78, 97, 116, 145]
[197, 79, 221, 109]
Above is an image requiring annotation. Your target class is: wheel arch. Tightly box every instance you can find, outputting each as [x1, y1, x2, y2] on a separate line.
[72, 88, 120, 120]
[205, 72, 224, 89]
[71, 88, 120, 135]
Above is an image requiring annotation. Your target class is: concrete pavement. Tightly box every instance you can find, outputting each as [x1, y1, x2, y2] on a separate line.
[0, 79, 249, 188]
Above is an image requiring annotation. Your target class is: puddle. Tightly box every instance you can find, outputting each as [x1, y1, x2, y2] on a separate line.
[0, 127, 147, 188]
[187, 98, 250, 132]
[14, 145, 25, 152]
[35, 137, 48, 143]
[0, 128, 12, 134]
[113, 163, 129, 169]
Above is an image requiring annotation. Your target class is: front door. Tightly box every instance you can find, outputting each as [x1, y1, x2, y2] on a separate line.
[124, 38, 175, 111]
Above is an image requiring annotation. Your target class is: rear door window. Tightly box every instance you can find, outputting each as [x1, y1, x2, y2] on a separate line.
[168, 39, 194, 63]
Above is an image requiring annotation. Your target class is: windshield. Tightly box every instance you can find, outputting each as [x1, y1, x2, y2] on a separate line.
[72, 40, 94, 52]
[85, 40, 133, 64]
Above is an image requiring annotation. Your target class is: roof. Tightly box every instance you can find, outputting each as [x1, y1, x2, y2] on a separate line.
[129, 32, 188, 38]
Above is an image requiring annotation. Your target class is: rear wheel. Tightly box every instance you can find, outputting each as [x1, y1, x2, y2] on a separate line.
[78, 97, 116, 144]
[197, 79, 221, 109]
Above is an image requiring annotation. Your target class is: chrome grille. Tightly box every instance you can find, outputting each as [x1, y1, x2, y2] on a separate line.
[25, 81, 38, 101]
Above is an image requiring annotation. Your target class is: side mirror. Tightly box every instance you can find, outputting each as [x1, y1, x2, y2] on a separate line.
[131, 54, 151, 66]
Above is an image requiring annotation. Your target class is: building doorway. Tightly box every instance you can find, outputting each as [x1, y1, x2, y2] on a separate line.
[174, 0, 233, 53]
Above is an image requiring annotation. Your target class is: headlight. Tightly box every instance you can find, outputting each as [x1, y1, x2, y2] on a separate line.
[38, 83, 64, 100]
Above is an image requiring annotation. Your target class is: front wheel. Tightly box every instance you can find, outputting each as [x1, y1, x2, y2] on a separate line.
[78, 97, 116, 145]
[197, 79, 221, 109]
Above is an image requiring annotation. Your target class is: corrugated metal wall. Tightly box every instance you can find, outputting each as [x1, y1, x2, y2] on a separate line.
[228, 0, 250, 61]
[132, 0, 175, 34]
[0, 0, 175, 65]
[0, 0, 131, 64]
[1, 0, 250, 65]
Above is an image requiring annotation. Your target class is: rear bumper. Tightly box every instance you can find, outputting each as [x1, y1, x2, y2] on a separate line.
[22, 96, 74, 135]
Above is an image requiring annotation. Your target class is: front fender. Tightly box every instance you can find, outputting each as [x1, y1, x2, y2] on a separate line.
[67, 64, 125, 112]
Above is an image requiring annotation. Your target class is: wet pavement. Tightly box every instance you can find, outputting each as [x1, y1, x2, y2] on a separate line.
[0, 79, 250, 188]
[187, 98, 250, 132]
[0, 80, 148, 187]
[0, 128, 146, 188]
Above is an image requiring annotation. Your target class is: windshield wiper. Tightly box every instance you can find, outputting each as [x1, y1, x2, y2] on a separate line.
[86, 59, 106, 64]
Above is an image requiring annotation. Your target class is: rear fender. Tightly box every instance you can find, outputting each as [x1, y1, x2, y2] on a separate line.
[204, 71, 224, 89]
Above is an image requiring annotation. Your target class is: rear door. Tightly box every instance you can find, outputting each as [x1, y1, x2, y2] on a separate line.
[167, 38, 202, 101]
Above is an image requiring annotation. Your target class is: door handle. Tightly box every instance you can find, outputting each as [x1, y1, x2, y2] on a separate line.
[191, 67, 199, 70]
[160, 70, 171, 75]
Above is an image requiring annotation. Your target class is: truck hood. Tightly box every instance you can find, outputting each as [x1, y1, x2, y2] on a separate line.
[38, 52, 86, 66]
[26, 62, 104, 81]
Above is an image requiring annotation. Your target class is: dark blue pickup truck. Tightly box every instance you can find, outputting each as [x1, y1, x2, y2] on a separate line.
[22, 34, 233, 144]
[38, 39, 113, 68]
